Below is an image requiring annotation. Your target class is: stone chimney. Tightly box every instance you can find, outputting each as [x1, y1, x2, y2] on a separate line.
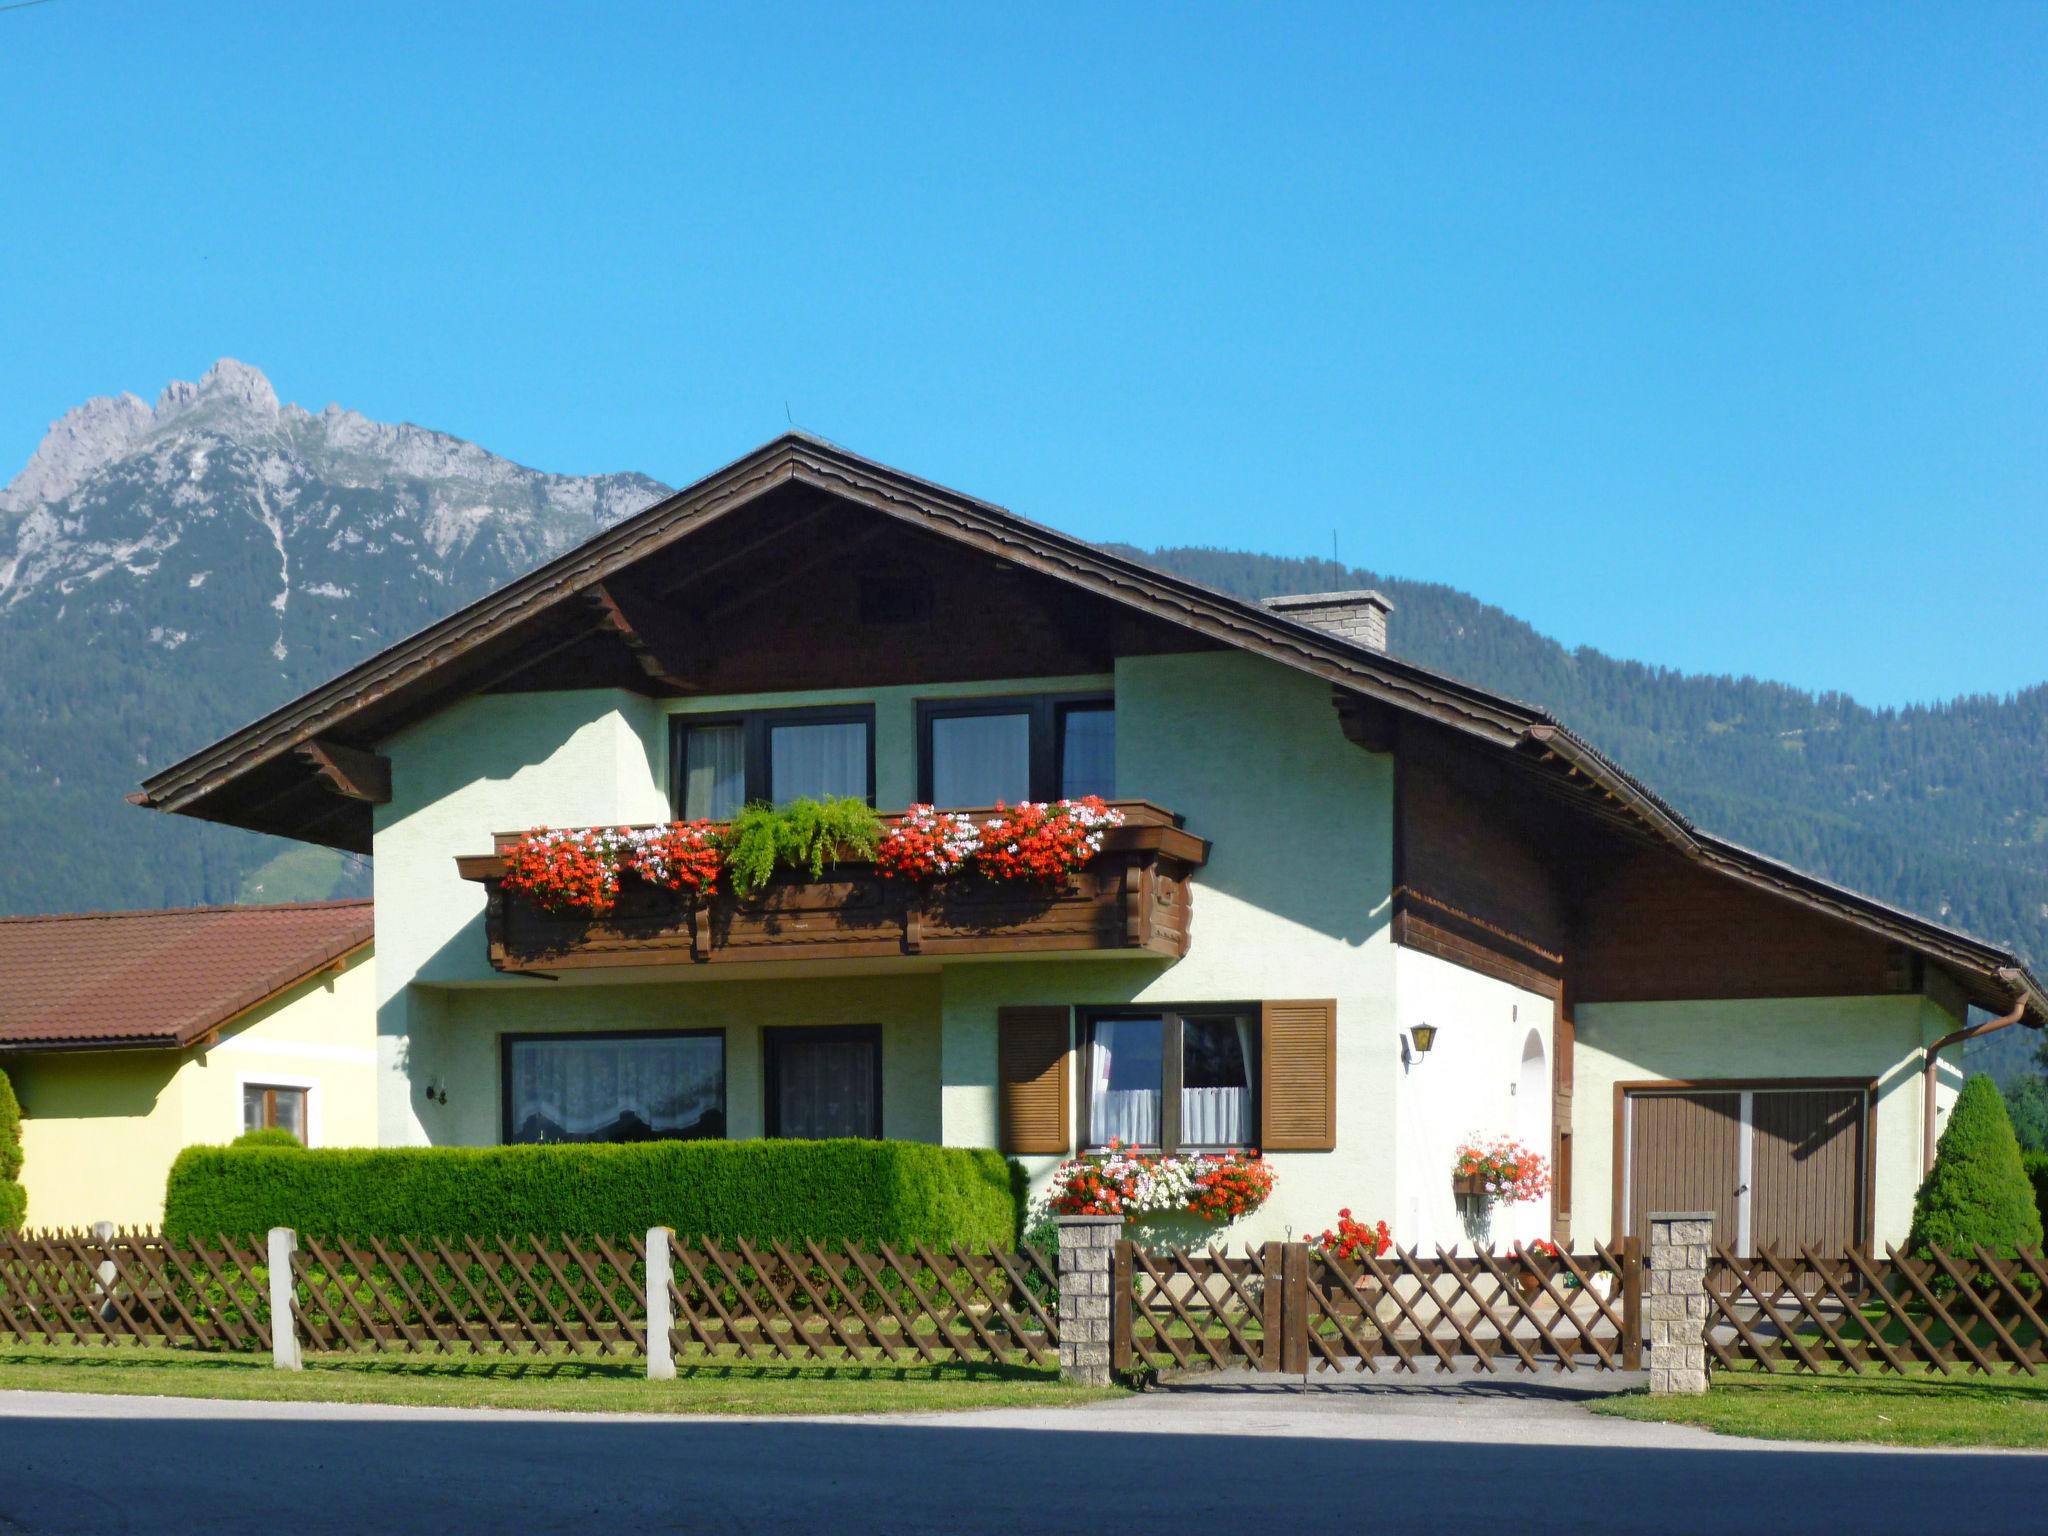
[1262, 589, 1394, 652]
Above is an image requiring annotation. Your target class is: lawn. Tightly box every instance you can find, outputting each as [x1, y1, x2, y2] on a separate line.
[1593, 1370, 2048, 1449]
[0, 1343, 1121, 1416]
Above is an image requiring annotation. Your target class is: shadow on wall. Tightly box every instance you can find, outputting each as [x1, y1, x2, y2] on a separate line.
[0, 1408, 2037, 1536]
[7, 1052, 177, 1121]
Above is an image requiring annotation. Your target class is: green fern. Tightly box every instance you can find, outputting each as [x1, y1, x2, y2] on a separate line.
[721, 797, 883, 899]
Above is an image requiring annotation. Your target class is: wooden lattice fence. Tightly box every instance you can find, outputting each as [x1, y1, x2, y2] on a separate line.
[1708, 1243, 2048, 1376]
[0, 1229, 1058, 1366]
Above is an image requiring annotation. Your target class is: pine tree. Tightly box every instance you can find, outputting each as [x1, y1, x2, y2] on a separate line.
[0, 1068, 23, 1231]
[1909, 1073, 2043, 1260]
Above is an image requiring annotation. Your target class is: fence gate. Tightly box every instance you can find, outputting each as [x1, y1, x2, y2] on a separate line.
[1113, 1239, 1642, 1376]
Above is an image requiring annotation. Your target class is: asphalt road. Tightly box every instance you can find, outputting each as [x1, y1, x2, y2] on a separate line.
[4, 1376, 2045, 1535]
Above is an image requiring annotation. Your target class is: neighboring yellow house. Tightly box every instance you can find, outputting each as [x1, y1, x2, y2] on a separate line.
[0, 900, 374, 1229]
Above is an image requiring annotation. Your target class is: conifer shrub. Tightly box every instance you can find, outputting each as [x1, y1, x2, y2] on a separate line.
[0, 1069, 23, 1231]
[1908, 1073, 2044, 1261]
[164, 1138, 1018, 1249]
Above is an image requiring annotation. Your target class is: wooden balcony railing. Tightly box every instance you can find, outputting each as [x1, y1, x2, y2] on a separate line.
[454, 801, 1207, 973]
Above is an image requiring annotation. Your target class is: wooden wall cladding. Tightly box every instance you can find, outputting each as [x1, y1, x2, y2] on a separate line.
[1572, 846, 1906, 1004]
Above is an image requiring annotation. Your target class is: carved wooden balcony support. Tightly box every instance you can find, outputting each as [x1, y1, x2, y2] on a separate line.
[454, 801, 1207, 973]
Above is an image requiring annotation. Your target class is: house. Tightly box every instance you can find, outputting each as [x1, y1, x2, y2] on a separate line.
[129, 436, 2044, 1254]
[0, 901, 375, 1227]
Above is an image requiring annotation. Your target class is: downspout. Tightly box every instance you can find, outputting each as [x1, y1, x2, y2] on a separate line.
[1922, 995, 2027, 1173]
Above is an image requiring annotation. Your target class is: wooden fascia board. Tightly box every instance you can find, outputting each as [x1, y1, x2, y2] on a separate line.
[138, 436, 1535, 816]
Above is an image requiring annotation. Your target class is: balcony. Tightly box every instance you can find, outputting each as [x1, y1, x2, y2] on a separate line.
[454, 801, 1207, 973]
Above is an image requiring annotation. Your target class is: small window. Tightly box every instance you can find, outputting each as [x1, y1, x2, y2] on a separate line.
[243, 1084, 308, 1141]
[672, 707, 875, 818]
[917, 694, 1113, 805]
[765, 1025, 882, 1139]
[1082, 1008, 1257, 1151]
[502, 1031, 726, 1144]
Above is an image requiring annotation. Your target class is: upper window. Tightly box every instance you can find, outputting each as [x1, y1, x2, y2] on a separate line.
[1081, 1008, 1257, 1151]
[502, 1030, 726, 1144]
[672, 706, 875, 819]
[917, 694, 1113, 806]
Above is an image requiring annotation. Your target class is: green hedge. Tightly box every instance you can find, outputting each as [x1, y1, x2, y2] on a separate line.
[164, 1139, 1020, 1249]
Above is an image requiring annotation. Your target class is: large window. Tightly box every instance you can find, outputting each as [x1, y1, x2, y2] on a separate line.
[764, 1025, 882, 1139]
[917, 694, 1113, 806]
[1082, 1009, 1257, 1151]
[671, 706, 875, 819]
[501, 1031, 726, 1144]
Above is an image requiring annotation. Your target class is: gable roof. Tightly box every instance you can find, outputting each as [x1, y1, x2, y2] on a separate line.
[128, 433, 2044, 1023]
[0, 900, 372, 1052]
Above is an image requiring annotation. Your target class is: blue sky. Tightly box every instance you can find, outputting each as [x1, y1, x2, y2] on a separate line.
[3, 2, 2043, 706]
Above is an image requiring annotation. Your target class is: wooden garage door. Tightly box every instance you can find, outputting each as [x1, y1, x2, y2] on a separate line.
[1626, 1091, 1743, 1245]
[1626, 1085, 1866, 1256]
[1751, 1088, 1864, 1257]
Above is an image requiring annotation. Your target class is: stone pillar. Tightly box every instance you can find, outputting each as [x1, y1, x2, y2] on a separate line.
[1646, 1210, 1711, 1395]
[1056, 1215, 1121, 1386]
[267, 1227, 302, 1371]
[646, 1226, 676, 1381]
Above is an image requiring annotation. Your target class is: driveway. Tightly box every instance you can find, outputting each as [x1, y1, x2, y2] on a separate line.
[3, 1372, 2042, 1535]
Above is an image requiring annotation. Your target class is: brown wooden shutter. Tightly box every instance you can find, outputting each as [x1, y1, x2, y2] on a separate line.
[997, 1006, 1071, 1154]
[1260, 999, 1336, 1151]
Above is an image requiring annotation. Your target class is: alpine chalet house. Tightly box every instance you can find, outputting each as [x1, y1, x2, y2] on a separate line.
[132, 436, 2044, 1253]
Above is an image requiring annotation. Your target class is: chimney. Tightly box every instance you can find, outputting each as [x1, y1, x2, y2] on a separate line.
[1262, 589, 1394, 652]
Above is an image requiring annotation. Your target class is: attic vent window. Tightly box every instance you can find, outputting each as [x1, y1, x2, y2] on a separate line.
[859, 572, 933, 626]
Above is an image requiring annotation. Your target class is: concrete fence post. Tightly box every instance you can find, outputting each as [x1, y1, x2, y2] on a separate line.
[267, 1227, 301, 1371]
[1646, 1211, 1712, 1395]
[91, 1220, 119, 1324]
[646, 1226, 676, 1381]
[1055, 1215, 1121, 1387]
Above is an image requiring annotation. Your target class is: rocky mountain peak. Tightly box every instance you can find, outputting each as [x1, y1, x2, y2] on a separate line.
[153, 357, 281, 423]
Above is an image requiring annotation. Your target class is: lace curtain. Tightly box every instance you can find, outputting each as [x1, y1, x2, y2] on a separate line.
[1088, 1017, 1162, 1146]
[930, 712, 1031, 806]
[507, 1034, 724, 1143]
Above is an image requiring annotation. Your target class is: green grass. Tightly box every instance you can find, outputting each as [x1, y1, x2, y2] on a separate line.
[0, 1343, 1120, 1417]
[1593, 1369, 2048, 1449]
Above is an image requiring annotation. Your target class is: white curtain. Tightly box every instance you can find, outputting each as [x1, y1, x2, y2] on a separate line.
[931, 712, 1030, 806]
[508, 1035, 723, 1142]
[1088, 1017, 1161, 1147]
[683, 723, 746, 820]
[770, 721, 868, 803]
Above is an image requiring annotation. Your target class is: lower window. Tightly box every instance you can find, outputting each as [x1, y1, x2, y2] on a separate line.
[242, 1083, 308, 1141]
[765, 1025, 882, 1139]
[502, 1031, 726, 1144]
[1082, 1008, 1257, 1151]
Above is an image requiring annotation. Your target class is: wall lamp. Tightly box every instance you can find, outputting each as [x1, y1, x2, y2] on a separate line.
[1407, 1023, 1439, 1061]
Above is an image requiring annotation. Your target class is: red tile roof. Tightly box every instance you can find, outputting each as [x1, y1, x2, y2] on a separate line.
[0, 900, 372, 1051]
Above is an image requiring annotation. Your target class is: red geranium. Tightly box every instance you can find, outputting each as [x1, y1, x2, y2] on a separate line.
[975, 797, 1124, 883]
[500, 827, 629, 916]
[624, 821, 724, 898]
[1310, 1208, 1393, 1264]
[874, 805, 980, 881]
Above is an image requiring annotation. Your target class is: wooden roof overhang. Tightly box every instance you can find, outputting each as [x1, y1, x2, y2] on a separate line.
[130, 433, 2047, 1024]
